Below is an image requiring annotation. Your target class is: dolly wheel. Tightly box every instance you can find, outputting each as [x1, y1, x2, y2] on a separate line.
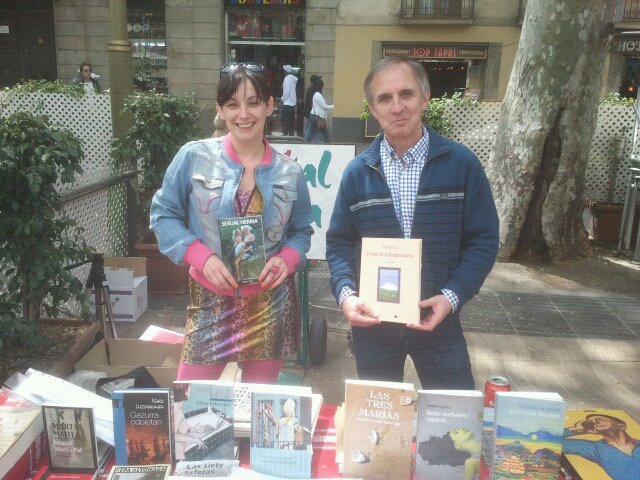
[308, 318, 328, 365]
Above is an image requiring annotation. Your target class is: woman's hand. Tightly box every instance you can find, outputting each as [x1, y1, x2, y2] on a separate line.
[203, 255, 238, 290]
[259, 256, 288, 289]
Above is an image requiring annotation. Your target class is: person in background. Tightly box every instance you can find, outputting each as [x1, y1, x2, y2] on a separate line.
[212, 113, 229, 138]
[326, 56, 499, 389]
[150, 63, 313, 384]
[303, 74, 321, 140]
[72, 62, 102, 93]
[304, 79, 333, 144]
[281, 64, 297, 136]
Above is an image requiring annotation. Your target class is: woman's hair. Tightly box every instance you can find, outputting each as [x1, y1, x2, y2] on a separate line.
[79, 62, 92, 73]
[217, 65, 271, 106]
[282, 398, 296, 418]
[313, 80, 324, 94]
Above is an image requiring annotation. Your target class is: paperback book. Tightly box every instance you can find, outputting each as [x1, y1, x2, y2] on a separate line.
[415, 389, 484, 480]
[172, 380, 235, 477]
[343, 379, 415, 480]
[106, 464, 171, 480]
[561, 408, 640, 480]
[249, 384, 314, 479]
[42, 405, 99, 475]
[491, 391, 565, 480]
[111, 388, 172, 466]
[359, 237, 422, 325]
[218, 215, 266, 284]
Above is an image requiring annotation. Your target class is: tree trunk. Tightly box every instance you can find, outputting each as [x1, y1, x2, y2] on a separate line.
[487, 0, 615, 261]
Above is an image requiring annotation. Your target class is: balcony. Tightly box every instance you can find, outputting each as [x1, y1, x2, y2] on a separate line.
[622, 0, 640, 21]
[400, 0, 474, 25]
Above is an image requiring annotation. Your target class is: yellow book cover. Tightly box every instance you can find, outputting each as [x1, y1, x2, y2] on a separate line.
[343, 379, 415, 480]
[359, 237, 422, 325]
[562, 408, 640, 480]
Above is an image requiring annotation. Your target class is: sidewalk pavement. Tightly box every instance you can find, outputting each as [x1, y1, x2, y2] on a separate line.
[115, 261, 640, 420]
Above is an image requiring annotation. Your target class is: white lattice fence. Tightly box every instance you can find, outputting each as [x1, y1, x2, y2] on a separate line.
[444, 101, 635, 204]
[1, 92, 128, 315]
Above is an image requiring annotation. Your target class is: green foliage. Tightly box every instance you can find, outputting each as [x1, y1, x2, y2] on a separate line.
[2, 80, 86, 99]
[360, 92, 476, 136]
[112, 91, 203, 191]
[600, 92, 635, 107]
[0, 111, 90, 350]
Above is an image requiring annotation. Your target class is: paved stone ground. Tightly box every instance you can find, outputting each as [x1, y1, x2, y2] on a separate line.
[116, 262, 640, 420]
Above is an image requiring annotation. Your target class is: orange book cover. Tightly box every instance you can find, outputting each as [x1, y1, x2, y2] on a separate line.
[359, 237, 422, 325]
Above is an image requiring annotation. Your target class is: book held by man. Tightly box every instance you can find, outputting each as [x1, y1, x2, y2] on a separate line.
[172, 380, 235, 477]
[490, 391, 565, 480]
[359, 237, 422, 325]
[218, 215, 266, 285]
[342, 379, 415, 480]
[42, 405, 99, 475]
[111, 388, 172, 466]
[561, 408, 640, 480]
[415, 389, 484, 480]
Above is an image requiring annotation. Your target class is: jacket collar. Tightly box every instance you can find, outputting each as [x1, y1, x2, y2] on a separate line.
[361, 126, 451, 167]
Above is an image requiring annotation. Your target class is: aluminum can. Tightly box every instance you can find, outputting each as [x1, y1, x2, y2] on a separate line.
[484, 375, 510, 407]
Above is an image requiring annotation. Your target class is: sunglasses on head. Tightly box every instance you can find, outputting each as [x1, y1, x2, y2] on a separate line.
[220, 63, 265, 74]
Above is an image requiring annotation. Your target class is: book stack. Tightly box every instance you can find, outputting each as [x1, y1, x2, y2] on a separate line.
[0, 405, 45, 480]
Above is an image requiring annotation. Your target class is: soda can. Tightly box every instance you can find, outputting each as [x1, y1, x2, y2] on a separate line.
[484, 375, 510, 407]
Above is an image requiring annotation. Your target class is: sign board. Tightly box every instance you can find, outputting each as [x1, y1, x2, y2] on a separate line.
[383, 43, 487, 60]
[270, 143, 356, 260]
[224, 0, 306, 7]
[0, 26, 9, 34]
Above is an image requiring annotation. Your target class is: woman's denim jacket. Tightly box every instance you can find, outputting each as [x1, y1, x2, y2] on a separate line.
[150, 137, 313, 276]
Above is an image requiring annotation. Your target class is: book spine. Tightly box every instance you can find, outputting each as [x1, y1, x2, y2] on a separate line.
[111, 394, 127, 465]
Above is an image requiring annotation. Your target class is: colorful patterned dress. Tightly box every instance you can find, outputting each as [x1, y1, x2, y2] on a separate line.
[181, 188, 300, 365]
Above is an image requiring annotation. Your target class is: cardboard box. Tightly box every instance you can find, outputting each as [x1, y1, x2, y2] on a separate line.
[75, 338, 181, 388]
[90, 257, 148, 322]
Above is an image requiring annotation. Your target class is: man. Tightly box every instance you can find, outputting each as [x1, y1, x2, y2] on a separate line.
[281, 64, 297, 136]
[564, 414, 640, 480]
[72, 62, 102, 93]
[326, 56, 499, 389]
[303, 74, 321, 140]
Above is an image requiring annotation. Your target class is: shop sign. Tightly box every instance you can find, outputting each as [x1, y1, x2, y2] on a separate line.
[383, 44, 487, 60]
[615, 38, 640, 55]
[224, 0, 305, 6]
[0, 25, 9, 34]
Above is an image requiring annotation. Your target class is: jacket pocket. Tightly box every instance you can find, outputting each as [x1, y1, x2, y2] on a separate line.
[272, 184, 298, 225]
[192, 174, 224, 213]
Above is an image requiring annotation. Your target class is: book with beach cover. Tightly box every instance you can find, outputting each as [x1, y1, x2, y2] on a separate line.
[359, 237, 422, 325]
[218, 215, 266, 285]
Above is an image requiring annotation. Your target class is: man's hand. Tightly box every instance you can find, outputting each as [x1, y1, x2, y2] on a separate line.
[408, 294, 453, 332]
[341, 295, 380, 327]
[202, 255, 238, 290]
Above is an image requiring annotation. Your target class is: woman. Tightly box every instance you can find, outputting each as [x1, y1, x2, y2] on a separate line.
[151, 63, 313, 383]
[278, 398, 299, 450]
[304, 79, 333, 144]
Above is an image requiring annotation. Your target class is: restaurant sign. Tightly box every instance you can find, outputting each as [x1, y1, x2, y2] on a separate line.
[615, 37, 640, 55]
[224, 0, 305, 6]
[383, 44, 487, 60]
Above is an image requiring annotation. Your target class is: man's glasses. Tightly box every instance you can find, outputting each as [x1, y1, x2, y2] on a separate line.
[220, 63, 265, 75]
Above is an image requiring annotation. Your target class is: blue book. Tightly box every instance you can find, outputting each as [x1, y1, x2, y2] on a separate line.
[491, 392, 565, 480]
[111, 388, 172, 466]
[249, 385, 313, 479]
[172, 381, 236, 477]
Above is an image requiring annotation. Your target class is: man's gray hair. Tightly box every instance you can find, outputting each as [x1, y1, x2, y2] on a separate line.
[364, 56, 431, 104]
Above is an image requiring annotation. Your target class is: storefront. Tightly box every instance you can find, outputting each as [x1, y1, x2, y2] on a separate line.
[614, 34, 640, 98]
[382, 42, 489, 99]
[127, 0, 167, 92]
[224, 0, 307, 134]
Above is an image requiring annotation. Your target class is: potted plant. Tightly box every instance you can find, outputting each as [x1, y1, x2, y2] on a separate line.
[0, 110, 92, 352]
[113, 91, 203, 294]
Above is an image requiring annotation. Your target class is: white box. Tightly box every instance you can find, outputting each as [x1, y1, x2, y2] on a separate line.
[90, 257, 148, 322]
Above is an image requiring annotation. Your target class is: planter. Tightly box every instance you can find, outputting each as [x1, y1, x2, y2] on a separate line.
[589, 203, 639, 244]
[135, 233, 189, 295]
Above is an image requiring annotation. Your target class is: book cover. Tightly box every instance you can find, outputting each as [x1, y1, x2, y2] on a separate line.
[359, 237, 422, 325]
[32, 465, 98, 480]
[105, 464, 171, 480]
[0, 405, 44, 479]
[415, 389, 484, 480]
[249, 385, 314, 479]
[491, 391, 565, 480]
[172, 380, 235, 477]
[561, 408, 640, 480]
[42, 405, 98, 474]
[218, 215, 266, 284]
[343, 379, 415, 480]
[111, 388, 172, 466]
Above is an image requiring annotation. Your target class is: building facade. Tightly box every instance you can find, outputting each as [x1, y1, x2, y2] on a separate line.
[1, 0, 638, 143]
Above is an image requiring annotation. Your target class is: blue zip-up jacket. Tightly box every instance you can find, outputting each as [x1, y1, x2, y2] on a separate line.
[326, 127, 499, 320]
